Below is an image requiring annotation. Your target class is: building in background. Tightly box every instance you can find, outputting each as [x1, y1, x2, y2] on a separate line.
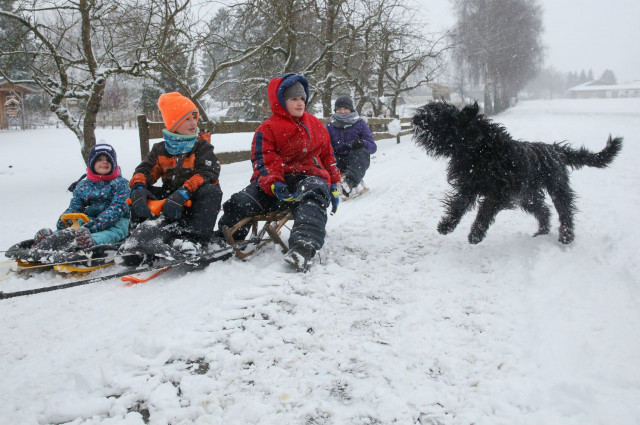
[568, 80, 640, 99]
[0, 78, 42, 130]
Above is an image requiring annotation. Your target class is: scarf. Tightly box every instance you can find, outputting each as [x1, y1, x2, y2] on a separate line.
[86, 166, 121, 182]
[329, 112, 360, 129]
[163, 128, 197, 155]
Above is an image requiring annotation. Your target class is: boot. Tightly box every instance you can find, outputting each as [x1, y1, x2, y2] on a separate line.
[33, 228, 54, 246]
[33, 228, 76, 251]
[283, 240, 316, 272]
[75, 226, 94, 250]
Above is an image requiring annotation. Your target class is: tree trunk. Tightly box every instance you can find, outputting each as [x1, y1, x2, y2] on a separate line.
[483, 61, 493, 115]
[321, 0, 339, 117]
[82, 83, 105, 163]
[483, 82, 493, 115]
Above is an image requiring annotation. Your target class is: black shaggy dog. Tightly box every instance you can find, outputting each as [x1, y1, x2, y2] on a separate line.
[412, 101, 622, 244]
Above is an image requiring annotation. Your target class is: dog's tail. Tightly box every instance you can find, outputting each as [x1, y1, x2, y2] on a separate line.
[557, 135, 623, 170]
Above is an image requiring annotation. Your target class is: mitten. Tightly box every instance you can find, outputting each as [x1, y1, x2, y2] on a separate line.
[84, 220, 100, 233]
[57, 216, 84, 229]
[130, 183, 156, 219]
[56, 217, 68, 230]
[75, 226, 94, 250]
[33, 228, 53, 246]
[351, 140, 364, 149]
[85, 204, 102, 217]
[162, 187, 190, 220]
[271, 182, 301, 202]
[197, 130, 211, 143]
[330, 184, 340, 214]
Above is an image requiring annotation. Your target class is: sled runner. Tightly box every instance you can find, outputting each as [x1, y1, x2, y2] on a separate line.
[340, 179, 369, 201]
[0, 244, 237, 299]
[220, 209, 292, 259]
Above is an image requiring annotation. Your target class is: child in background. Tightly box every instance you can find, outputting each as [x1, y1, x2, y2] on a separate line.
[326, 95, 377, 197]
[32, 143, 130, 251]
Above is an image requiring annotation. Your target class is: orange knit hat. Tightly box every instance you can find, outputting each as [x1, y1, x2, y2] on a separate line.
[158, 92, 199, 133]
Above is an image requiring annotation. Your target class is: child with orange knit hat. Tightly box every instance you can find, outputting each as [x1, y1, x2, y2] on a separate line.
[128, 92, 222, 246]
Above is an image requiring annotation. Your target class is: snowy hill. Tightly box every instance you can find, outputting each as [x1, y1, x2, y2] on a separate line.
[1, 98, 639, 424]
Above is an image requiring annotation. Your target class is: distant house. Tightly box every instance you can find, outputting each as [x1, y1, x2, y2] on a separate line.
[0, 78, 42, 130]
[567, 80, 640, 99]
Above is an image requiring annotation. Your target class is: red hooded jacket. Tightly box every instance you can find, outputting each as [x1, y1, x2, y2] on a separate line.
[251, 74, 341, 195]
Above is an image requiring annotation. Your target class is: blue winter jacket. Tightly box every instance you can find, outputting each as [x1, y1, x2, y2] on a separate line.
[326, 118, 377, 156]
[60, 174, 130, 234]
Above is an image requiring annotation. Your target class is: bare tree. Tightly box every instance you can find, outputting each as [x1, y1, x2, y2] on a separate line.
[451, 0, 543, 114]
[204, 0, 358, 115]
[211, 0, 448, 118]
[337, 0, 448, 117]
[124, 0, 286, 122]
[0, 0, 152, 161]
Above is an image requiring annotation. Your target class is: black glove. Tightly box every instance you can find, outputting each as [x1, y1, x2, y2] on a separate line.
[351, 140, 364, 149]
[130, 184, 156, 220]
[162, 187, 190, 220]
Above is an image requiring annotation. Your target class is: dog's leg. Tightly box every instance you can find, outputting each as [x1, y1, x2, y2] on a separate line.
[547, 175, 577, 244]
[468, 196, 504, 244]
[521, 191, 551, 237]
[437, 191, 476, 235]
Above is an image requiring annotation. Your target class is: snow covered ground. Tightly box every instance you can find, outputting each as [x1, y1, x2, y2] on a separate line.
[1, 98, 639, 425]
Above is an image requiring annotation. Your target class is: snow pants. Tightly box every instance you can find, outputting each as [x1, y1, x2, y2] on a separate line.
[148, 183, 223, 240]
[216, 175, 331, 250]
[92, 217, 129, 245]
[336, 146, 371, 188]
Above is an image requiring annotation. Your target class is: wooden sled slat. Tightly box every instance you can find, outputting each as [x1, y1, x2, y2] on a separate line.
[221, 209, 292, 259]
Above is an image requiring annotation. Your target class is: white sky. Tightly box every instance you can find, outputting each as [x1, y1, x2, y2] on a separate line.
[413, 0, 640, 83]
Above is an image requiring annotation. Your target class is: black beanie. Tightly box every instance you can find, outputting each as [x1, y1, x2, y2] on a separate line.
[283, 82, 306, 101]
[334, 96, 355, 112]
[88, 143, 117, 173]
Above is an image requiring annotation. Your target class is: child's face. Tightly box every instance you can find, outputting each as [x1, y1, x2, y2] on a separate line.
[285, 97, 306, 118]
[93, 155, 112, 175]
[175, 113, 198, 135]
[335, 107, 351, 114]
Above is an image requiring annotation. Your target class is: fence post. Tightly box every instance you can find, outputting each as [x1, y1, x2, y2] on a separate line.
[137, 114, 150, 161]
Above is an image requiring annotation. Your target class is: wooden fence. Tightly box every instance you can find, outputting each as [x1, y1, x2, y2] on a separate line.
[137, 114, 413, 163]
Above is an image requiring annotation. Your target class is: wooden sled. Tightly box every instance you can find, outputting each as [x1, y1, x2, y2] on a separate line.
[341, 179, 369, 200]
[221, 209, 292, 259]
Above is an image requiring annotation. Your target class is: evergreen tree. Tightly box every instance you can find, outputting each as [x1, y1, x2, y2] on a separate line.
[137, 84, 163, 117]
[600, 69, 617, 84]
[0, 1, 33, 80]
[579, 70, 587, 83]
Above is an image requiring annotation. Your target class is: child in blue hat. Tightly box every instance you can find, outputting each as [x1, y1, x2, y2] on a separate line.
[32, 143, 130, 251]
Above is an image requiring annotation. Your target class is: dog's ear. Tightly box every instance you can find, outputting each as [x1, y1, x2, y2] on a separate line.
[459, 102, 479, 125]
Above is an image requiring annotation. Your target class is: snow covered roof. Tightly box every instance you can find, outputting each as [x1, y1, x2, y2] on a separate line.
[568, 80, 640, 92]
[0, 77, 41, 93]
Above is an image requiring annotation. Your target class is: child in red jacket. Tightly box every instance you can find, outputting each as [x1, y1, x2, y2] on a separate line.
[216, 73, 341, 271]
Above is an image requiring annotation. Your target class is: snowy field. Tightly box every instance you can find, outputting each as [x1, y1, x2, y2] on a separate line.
[0, 98, 639, 425]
